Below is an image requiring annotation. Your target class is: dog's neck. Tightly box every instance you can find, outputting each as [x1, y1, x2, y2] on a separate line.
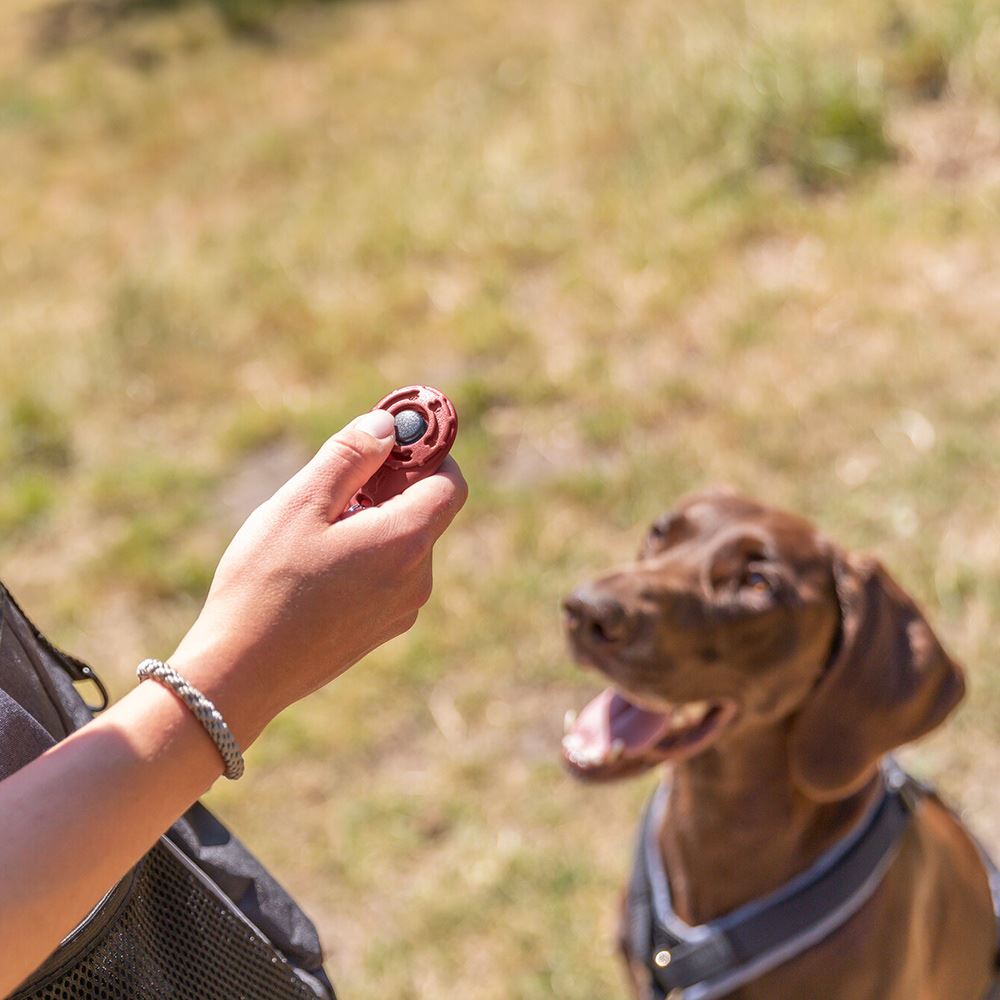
[658, 719, 880, 925]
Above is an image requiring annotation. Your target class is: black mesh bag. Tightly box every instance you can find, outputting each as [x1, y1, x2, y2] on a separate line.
[0, 582, 337, 1000]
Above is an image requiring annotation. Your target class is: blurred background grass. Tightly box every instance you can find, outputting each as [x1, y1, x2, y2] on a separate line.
[2, 0, 999, 995]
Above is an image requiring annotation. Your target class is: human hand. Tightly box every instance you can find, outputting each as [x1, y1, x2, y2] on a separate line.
[168, 409, 467, 747]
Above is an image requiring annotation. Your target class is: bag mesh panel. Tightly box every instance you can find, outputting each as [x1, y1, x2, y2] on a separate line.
[18, 843, 319, 1000]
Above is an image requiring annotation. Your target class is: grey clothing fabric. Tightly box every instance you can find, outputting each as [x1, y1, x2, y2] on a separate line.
[0, 580, 335, 998]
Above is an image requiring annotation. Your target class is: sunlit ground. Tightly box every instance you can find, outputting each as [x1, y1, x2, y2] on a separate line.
[2, 0, 999, 995]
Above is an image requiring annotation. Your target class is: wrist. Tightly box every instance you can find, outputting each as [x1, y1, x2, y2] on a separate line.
[166, 638, 279, 751]
[137, 659, 245, 780]
[119, 679, 226, 787]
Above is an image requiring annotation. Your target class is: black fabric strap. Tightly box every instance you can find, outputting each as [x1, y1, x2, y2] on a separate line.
[0, 581, 335, 997]
[0, 582, 106, 724]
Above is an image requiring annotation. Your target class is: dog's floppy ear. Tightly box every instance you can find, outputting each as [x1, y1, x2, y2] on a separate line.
[789, 550, 965, 802]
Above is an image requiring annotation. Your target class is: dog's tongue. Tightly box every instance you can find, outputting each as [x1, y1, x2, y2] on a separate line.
[565, 687, 674, 762]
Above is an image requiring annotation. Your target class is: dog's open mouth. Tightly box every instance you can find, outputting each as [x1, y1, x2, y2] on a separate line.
[561, 688, 739, 780]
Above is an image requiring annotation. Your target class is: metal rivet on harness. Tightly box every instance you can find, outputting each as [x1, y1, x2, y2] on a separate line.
[654, 949, 672, 968]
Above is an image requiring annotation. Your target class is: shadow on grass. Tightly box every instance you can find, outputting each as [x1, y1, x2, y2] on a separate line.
[32, 0, 389, 51]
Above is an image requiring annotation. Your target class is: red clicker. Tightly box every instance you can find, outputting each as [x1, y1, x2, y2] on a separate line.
[345, 385, 458, 514]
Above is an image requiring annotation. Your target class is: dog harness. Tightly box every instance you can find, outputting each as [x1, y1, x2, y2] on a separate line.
[627, 760, 1000, 1000]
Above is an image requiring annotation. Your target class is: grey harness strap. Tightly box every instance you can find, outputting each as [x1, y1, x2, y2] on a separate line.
[628, 760, 1000, 1000]
[984, 845, 1000, 994]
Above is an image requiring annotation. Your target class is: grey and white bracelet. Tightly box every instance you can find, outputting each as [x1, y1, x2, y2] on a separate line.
[136, 658, 245, 780]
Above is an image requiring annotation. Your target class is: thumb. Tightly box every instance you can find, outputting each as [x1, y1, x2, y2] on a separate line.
[292, 410, 397, 521]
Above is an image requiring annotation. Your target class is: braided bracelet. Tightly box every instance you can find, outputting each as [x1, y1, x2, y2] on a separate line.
[136, 658, 245, 780]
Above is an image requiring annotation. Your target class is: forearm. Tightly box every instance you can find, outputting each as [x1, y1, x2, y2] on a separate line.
[0, 412, 466, 995]
[0, 678, 227, 995]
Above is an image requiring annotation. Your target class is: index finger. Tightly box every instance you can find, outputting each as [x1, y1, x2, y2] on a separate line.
[376, 455, 469, 543]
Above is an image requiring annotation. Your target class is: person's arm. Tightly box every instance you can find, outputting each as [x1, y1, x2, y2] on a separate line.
[0, 409, 467, 995]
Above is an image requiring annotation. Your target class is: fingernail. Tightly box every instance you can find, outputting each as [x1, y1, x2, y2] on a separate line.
[352, 409, 396, 442]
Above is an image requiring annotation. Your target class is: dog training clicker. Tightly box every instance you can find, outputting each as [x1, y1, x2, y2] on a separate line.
[346, 385, 459, 513]
[3, 387, 460, 1000]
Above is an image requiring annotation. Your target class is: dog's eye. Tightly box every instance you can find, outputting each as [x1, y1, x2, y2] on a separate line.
[649, 519, 669, 539]
[742, 570, 771, 593]
[646, 518, 672, 550]
[740, 553, 771, 592]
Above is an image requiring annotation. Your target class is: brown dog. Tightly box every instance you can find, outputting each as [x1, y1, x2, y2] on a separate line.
[562, 490, 998, 1000]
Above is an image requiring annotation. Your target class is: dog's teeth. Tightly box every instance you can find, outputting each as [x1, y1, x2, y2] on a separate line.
[564, 732, 622, 768]
[563, 709, 577, 734]
[577, 745, 607, 766]
[673, 701, 710, 727]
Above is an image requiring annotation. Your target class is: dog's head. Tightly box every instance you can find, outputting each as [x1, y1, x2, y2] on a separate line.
[561, 489, 964, 800]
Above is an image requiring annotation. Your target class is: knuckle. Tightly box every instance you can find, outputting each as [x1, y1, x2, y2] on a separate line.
[386, 534, 422, 572]
[320, 430, 370, 468]
[429, 481, 467, 528]
[407, 525, 434, 558]
[386, 517, 432, 567]
[398, 611, 419, 633]
[414, 572, 434, 608]
[450, 474, 470, 509]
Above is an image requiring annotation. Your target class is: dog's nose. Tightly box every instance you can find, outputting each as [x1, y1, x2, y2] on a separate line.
[564, 586, 631, 645]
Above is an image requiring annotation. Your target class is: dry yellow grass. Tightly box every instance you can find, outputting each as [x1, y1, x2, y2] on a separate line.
[1, 0, 999, 996]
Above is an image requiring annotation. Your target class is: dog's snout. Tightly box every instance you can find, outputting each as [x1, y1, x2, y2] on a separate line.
[564, 586, 631, 645]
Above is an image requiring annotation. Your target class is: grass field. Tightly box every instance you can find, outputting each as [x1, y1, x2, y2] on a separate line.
[2, 0, 999, 995]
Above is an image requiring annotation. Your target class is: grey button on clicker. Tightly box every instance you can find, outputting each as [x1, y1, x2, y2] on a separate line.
[394, 409, 428, 445]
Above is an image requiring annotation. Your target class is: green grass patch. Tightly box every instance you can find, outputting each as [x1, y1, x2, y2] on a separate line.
[1, 395, 73, 470]
[94, 510, 216, 597]
[3, 0, 999, 995]
[0, 472, 57, 536]
[749, 58, 896, 191]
